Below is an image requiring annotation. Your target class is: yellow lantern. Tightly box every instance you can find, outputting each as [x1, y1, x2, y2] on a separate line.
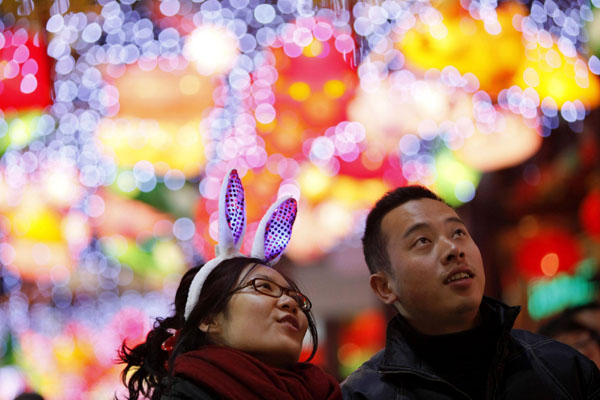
[397, 2, 528, 97]
[513, 42, 600, 109]
[96, 117, 206, 177]
[98, 61, 216, 177]
[0, 165, 90, 282]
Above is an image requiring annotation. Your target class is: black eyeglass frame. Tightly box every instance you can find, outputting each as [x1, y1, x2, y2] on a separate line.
[230, 278, 312, 312]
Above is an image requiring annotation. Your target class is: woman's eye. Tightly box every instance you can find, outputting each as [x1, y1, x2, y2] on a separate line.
[258, 281, 273, 290]
[454, 229, 466, 237]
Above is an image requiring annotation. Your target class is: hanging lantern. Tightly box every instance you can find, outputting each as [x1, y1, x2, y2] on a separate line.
[96, 117, 207, 177]
[337, 310, 386, 377]
[336, 152, 406, 188]
[396, 2, 528, 97]
[0, 29, 52, 112]
[348, 76, 472, 153]
[261, 18, 358, 158]
[97, 62, 216, 177]
[287, 199, 356, 262]
[101, 235, 186, 285]
[111, 62, 217, 120]
[287, 166, 390, 262]
[0, 164, 89, 282]
[453, 108, 542, 172]
[513, 42, 600, 109]
[579, 189, 600, 238]
[93, 189, 177, 239]
[516, 228, 582, 280]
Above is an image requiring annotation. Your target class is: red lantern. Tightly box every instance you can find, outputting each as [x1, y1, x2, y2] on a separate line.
[260, 19, 358, 158]
[337, 310, 386, 373]
[339, 310, 386, 349]
[579, 190, 600, 238]
[0, 29, 52, 112]
[337, 153, 406, 183]
[516, 228, 582, 279]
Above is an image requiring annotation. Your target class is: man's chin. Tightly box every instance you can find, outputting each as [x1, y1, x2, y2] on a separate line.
[453, 297, 483, 321]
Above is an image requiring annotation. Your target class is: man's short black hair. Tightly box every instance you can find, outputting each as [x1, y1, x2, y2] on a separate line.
[362, 185, 444, 275]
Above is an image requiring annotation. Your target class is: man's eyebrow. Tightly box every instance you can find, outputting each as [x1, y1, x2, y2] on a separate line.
[402, 223, 428, 238]
[446, 217, 466, 226]
[402, 217, 466, 238]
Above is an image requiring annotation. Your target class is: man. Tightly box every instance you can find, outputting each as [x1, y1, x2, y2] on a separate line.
[341, 186, 600, 399]
[539, 308, 600, 368]
[569, 302, 600, 337]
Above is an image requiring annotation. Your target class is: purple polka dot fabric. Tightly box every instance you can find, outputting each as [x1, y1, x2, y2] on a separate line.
[263, 198, 297, 263]
[225, 170, 245, 244]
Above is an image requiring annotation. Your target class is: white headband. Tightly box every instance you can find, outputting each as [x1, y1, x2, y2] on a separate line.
[184, 169, 298, 320]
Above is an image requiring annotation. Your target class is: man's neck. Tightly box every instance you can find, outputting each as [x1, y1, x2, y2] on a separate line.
[400, 310, 482, 336]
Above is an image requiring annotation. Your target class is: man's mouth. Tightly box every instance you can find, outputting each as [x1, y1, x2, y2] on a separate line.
[444, 271, 473, 284]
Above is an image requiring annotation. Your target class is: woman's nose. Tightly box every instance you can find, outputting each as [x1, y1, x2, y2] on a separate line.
[277, 293, 299, 313]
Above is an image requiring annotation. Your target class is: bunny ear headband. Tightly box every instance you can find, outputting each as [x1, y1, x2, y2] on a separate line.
[184, 169, 298, 320]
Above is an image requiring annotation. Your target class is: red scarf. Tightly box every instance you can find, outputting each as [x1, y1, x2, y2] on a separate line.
[172, 346, 341, 400]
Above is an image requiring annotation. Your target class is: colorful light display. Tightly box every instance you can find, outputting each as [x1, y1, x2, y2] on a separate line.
[527, 258, 599, 320]
[1, 0, 600, 397]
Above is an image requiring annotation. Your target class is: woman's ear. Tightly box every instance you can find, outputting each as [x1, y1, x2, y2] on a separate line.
[369, 272, 398, 305]
[198, 321, 212, 334]
[199, 315, 222, 334]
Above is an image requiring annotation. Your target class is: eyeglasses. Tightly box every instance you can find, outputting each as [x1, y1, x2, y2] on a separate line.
[230, 278, 312, 312]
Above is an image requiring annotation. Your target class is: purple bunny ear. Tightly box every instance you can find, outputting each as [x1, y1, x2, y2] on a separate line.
[218, 169, 246, 254]
[185, 169, 246, 320]
[251, 197, 297, 264]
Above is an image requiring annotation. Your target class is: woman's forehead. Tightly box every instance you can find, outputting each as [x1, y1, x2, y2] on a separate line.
[241, 264, 286, 282]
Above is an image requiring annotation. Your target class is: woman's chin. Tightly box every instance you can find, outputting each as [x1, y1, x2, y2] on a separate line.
[251, 348, 301, 369]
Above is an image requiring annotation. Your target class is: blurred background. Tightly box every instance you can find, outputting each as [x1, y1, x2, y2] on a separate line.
[0, 0, 599, 397]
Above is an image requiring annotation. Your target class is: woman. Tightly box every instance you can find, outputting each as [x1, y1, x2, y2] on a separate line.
[118, 170, 341, 400]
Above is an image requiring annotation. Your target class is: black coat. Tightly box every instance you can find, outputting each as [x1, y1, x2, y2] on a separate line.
[341, 297, 600, 400]
[160, 377, 218, 400]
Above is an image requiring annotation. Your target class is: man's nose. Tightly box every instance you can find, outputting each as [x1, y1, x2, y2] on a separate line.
[441, 237, 464, 264]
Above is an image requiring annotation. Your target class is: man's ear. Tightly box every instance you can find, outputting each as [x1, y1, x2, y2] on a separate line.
[369, 272, 398, 305]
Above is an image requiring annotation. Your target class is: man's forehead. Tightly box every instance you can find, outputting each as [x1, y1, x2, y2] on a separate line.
[381, 198, 460, 233]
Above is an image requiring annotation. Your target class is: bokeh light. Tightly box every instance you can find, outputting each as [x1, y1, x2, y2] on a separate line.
[1, 0, 600, 397]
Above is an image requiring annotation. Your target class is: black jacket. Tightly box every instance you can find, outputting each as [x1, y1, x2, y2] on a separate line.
[341, 297, 600, 399]
[160, 377, 218, 400]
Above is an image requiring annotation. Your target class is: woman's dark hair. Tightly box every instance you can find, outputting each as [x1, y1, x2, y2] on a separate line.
[117, 256, 318, 400]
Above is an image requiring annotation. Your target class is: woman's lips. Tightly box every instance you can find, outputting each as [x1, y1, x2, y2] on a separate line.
[278, 314, 299, 330]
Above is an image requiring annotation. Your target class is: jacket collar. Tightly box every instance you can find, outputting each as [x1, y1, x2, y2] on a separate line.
[379, 296, 521, 374]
